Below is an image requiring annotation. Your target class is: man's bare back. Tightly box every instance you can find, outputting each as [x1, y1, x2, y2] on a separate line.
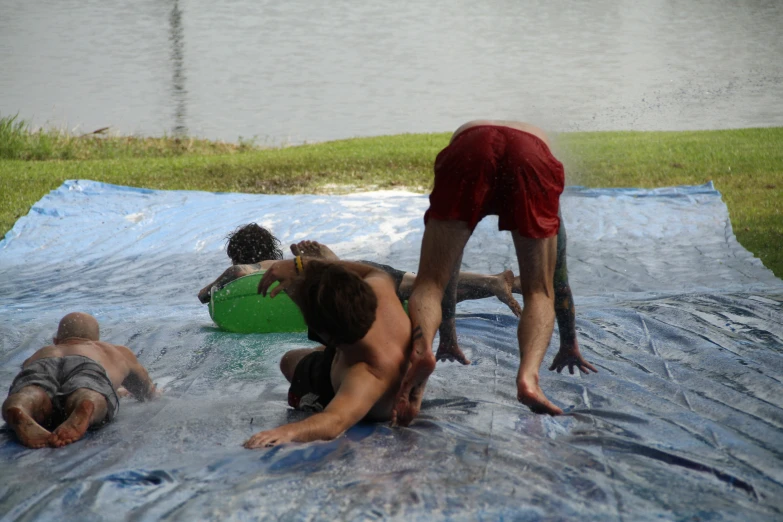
[451, 120, 550, 146]
[26, 340, 148, 393]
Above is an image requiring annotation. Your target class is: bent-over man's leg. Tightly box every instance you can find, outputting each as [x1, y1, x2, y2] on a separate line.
[512, 233, 561, 415]
[394, 219, 472, 426]
[50, 388, 109, 447]
[2, 386, 53, 448]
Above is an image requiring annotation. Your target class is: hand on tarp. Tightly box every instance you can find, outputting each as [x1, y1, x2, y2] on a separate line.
[549, 340, 598, 375]
[257, 259, 297, 298]
[244, 425, 295, 449]
[116, 384, 163, 399]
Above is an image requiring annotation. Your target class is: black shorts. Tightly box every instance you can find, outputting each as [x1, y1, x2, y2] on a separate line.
[288, 345, 336, 412]
[358, 260, 407, 300]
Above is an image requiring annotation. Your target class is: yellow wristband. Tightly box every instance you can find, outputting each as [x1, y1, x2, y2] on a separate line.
[294, 256, 304, 275]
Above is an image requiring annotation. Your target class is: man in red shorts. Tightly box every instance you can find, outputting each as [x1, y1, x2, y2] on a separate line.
[393, 120, 593, 426]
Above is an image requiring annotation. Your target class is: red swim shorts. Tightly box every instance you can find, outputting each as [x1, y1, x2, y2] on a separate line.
[424, 125, 564, 238]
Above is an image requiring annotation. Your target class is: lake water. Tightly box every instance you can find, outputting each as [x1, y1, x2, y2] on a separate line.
[1, 0, 782, 144]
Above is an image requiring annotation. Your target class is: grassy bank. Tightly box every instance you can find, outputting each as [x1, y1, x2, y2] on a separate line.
[1, 117, 781, 277]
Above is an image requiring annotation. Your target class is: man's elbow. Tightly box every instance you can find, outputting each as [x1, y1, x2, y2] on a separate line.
[198, 290, 211, 304]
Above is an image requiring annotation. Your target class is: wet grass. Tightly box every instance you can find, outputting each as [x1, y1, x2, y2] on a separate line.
[1, 117, 780, 277]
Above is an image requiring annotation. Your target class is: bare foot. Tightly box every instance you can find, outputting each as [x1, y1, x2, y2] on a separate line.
[491, 270, 523, 317]
[516, 373, 563, 415]
[435, 322, 470, 364]
[5, 407, 52, 449]
[50, 400, 95, 448]
[392, 340, 436, 427]
[290, 240, 339, 261]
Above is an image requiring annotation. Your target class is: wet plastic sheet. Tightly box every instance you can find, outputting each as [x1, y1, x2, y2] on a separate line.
[0, 180, 781, 521]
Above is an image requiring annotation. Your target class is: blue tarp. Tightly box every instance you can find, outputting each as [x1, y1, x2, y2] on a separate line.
[1, 180, 781, 521]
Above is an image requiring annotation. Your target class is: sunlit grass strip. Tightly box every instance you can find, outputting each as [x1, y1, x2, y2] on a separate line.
[1, 123, 780, 277]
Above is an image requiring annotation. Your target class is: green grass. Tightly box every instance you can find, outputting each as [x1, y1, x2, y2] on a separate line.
[1, 115, 781, 277]
[555, 128, 783, 278]
[0, 114, 254, 160]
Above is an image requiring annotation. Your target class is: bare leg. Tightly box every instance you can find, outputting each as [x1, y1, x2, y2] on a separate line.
[279, 347, 325, 382]
[290, 240, 339, 261]
[393, 219, 472, 426]
[50, 388, 108, 447]
[2, 386, 53, 449]
[455, 270, 523, 317]
[512, 233, 562, 415]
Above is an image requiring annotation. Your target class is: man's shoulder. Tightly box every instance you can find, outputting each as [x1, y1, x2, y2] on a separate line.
[364, 270, 400, 303]
[94, 340, 135, 358]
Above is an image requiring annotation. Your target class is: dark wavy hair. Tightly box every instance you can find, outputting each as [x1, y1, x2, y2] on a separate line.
[226, 223, 283, 264]
[296, 260, 377, 345]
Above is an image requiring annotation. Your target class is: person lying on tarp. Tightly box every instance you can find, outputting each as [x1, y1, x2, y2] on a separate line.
[2, 312, 159, 449]
[199, 221, 590, 374]
[197, 223, 285, 304]
[243, 257, 410, 448]
[198, 224, 523, 321]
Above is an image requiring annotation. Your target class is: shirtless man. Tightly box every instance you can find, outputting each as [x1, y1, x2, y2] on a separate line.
[243, 257, 410, 448]
[2, 312, 158, 448]
[394, 120, 596, 426]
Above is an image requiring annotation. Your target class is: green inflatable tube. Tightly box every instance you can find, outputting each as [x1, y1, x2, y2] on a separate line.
[208, 271, 308, 333]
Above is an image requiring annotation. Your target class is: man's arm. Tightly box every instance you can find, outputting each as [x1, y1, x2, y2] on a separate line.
[198, 263, 266, 303]
[257, 258, 393, 299]
[548, 221, 598, 374]
[117, 346, 158, 401]
[243, 363, 388, 448]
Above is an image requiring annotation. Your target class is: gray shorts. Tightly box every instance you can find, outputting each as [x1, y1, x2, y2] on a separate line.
[8, 355, 120, 423]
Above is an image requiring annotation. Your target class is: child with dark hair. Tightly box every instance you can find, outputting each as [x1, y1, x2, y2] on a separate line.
[225, 223, 283, 265]
[197, 223, 283, 303]
[243, 257, 410, 448]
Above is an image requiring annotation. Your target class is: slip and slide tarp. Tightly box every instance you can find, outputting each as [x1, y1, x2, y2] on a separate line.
[0, 180, 781, 521]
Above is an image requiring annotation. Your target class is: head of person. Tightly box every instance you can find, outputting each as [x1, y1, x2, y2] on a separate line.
[54, 312, 100, 343]
[226, 223, 283, 265]
[296, 261, 377, 345]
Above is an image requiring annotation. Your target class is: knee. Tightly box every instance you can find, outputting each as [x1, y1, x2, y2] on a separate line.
[520, 279, 555, 303]
[279, 352, 298, 382]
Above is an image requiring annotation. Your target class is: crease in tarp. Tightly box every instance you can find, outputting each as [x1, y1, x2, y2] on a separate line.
[1, 179, 782, 521]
